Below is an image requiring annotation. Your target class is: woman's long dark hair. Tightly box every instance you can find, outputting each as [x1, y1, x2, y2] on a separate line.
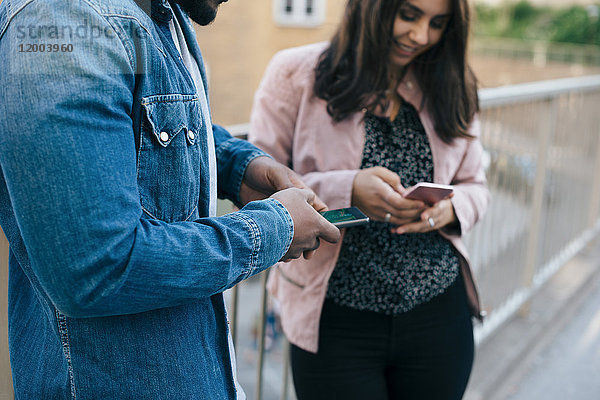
[314, 0, 479, 143]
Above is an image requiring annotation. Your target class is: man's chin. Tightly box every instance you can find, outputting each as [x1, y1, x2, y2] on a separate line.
[174, 0, 219, 26]
[192, 10, 218, 26]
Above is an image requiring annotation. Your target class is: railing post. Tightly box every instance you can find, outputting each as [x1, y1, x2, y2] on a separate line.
[255, 270, 269, 400]
[230, 285, 239, 346]
[0, 229, 13, 399]
[519, 97, 558, 316]
[587, 103, 600, 227]
[280, 339, 291, 400]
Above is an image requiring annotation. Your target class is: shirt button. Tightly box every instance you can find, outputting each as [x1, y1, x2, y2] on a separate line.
[188, 130, 195, 141]
[160, 131, 169, 142]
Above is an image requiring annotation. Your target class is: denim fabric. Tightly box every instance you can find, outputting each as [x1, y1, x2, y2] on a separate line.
[0, 0, 294, 398]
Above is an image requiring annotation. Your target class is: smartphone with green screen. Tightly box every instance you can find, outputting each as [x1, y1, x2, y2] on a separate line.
[320, 207, 369, 228]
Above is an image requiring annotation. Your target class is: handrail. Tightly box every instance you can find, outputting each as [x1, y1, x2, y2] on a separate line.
[479, 74, 600, 107]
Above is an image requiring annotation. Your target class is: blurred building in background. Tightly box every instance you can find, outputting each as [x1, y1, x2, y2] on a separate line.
[194, 0, 346, 126]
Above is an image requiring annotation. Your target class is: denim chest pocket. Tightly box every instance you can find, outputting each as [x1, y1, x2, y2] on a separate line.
[138, 94, 203, 222]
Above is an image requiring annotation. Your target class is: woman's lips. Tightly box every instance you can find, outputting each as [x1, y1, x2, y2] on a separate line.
[393, 41, 418, 56]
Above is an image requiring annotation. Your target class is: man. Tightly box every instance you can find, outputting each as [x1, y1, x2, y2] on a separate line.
[0, 0, 340, 397]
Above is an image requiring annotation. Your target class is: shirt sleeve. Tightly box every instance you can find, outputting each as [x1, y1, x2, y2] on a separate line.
[0, 0, 292, 318]
[213, 124, 272, 207]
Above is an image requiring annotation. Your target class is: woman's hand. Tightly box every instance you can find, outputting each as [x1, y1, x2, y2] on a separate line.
[351, 167, 426, 226]
[390, 197, 458, 234]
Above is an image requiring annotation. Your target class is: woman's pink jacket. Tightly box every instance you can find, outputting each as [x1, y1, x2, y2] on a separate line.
[248, 42, 490, 353]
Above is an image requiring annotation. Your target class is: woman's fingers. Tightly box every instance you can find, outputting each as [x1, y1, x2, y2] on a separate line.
[390, 199, 456, 234]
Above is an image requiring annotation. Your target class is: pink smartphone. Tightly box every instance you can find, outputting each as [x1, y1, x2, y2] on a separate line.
[403, 182, 453, 204]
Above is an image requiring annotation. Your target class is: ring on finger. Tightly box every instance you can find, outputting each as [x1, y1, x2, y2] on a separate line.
[428, 217, 435, 228]
[384, 213, 392, 223]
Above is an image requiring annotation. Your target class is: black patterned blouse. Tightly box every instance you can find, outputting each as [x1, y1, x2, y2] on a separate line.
[325, 100, 460, 315]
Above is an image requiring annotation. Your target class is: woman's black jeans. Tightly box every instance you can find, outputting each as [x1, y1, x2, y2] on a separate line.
[290, 274, 474, 400]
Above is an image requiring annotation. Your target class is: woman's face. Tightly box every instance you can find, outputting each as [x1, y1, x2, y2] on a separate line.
[390, 0, 452, 67]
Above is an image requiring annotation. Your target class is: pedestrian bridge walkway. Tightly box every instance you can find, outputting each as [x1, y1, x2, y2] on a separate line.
[466, 234, 600, 400]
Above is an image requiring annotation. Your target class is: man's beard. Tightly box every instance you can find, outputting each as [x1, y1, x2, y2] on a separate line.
[174, 0, 219, 26]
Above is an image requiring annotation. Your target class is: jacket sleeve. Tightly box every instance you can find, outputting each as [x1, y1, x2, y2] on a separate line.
[213, 124, 271, 206]
[449, 117, 491, 235]
[248, 48, 359, 209]
[0, 0, 292, 318]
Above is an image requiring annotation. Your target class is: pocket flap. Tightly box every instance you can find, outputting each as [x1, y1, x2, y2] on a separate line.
[141, 94, 202, 147]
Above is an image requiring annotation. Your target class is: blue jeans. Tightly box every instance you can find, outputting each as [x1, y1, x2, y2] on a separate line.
[290, 274, 474, 400]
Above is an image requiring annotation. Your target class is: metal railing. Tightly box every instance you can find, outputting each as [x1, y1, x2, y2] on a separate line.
[225, 74, 600, 399]
[468, 75, 600, 344]
[0, 75, 599, 400]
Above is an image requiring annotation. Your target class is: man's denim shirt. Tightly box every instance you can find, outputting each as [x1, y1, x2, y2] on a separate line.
[0, 0, 294, 397]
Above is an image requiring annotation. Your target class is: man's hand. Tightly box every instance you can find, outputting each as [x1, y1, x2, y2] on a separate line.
[240, 156, 327, 212]
[270, 188, 340, 261]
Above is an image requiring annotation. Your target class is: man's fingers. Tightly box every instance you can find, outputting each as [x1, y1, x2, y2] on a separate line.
[318, 216, 341, 244]
[274, 187, 340, 261]
[303, 249, 316, 260]
[281, 251, 302, 262]
[285, 171, 328, 211]
[304, 190, 316, 206]
[303, 237, 320, 259]
[288, 171, 308, 190]
[311, 194, 328, 212]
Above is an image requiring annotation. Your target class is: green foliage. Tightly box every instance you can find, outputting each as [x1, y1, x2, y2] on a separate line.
[512, 0, 539, 21]
[550, 6, 600, 45]
[474, 1, 600, 46]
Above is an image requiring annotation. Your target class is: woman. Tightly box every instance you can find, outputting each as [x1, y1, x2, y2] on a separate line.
[249, 0, 489, 398]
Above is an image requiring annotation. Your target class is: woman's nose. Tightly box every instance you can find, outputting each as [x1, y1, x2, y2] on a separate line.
[409, 20, 429, 45]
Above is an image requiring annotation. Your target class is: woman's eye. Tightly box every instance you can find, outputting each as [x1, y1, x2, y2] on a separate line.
[399, 10, 418, 21]
[431, 19, 449, 30]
